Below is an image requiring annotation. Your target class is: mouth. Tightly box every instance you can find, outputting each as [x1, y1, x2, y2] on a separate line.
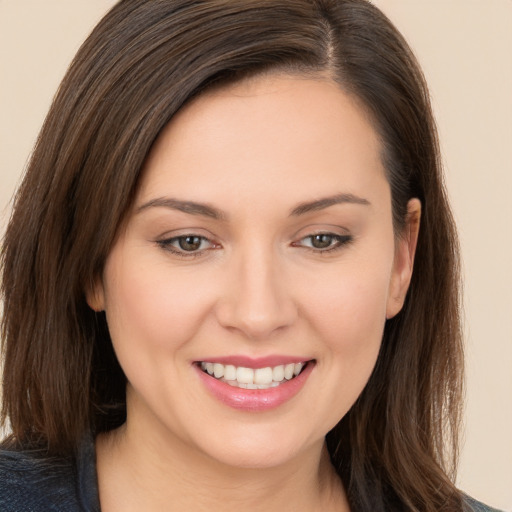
[196, 361, 312, 390]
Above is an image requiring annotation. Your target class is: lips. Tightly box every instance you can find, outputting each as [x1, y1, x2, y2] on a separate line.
[195, 358, 315, 411]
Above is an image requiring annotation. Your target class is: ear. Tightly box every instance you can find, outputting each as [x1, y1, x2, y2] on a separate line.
[85, 276, 105, 312]
[386, 198, 421, 319]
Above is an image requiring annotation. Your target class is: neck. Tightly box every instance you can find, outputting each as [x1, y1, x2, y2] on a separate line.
[96, 417, 349, 512]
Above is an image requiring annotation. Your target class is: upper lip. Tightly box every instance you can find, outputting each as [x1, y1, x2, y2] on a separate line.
[194, 355, 314, 369]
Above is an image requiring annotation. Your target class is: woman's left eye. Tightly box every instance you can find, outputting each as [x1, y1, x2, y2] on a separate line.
[157, 235, 214, 256]
[296, 233, 352, 252]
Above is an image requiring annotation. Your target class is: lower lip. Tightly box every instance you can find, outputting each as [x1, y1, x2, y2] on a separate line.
[195, 362, 314, 412]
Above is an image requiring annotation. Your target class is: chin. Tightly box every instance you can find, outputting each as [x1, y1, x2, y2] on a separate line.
[208, 445, 302, 470]
[190, 425, 322, 470]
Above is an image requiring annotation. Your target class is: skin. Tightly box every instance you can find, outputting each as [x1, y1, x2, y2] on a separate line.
[88, 74, 420, 512]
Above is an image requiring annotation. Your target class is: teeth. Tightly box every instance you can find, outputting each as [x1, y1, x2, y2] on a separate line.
[213, 363, 224, 379]
[224, 364, 236, 381]
[284, 363, 295, 380]
[254, 367, 273, 385]
[199, 360, 308, 388]
[272, 365, 285, 382]
[236, 367, 254, 384]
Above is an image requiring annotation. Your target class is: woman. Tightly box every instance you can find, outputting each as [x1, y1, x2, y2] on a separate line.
[0, 1, 503, 511]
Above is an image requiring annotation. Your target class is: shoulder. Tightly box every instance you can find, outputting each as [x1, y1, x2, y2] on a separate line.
[463, 494, 506, 512]
[0, 446, 81, 512]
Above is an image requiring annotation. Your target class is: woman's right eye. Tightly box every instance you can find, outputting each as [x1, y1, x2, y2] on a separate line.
[157, 235, 214, 257]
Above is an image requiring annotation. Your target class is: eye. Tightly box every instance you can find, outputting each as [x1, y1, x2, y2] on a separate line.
[295, 233, 352, 252]
[157, 235, 215, 256]
[175, 235, 207, 252]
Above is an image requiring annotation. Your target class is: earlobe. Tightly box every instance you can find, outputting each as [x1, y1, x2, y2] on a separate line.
[386, 198, 421, 319]
[85, 277, 105, 312]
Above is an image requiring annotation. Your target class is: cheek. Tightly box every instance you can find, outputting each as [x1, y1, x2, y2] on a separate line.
[304, 260, 392, 351]
[296, 255, 393, 419]
[100, 255, 220, 427]
[102, 254, 215, 363]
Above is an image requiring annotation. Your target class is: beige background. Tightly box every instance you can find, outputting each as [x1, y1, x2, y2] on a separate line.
[1, 1, 511, 510]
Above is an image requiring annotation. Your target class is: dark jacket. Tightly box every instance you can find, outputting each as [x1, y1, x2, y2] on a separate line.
[0, 437, 504, 512]
[0, 437, 99, 512]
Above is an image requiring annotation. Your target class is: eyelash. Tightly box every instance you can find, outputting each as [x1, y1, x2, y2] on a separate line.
[294, 233, 353, 254]
[156, 235, 216, 258]
[156, 232, 353, 258]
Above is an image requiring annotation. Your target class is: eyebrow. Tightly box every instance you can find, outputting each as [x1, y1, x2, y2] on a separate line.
[290, 193, 370, 216]
[136, 197, 226, 220]
[136, 192, 370, 220]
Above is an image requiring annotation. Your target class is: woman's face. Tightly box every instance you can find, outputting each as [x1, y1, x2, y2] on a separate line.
[89, 74, 418, 469]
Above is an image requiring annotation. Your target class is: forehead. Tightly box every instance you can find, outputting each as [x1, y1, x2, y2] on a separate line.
[137, 74, 388, 212]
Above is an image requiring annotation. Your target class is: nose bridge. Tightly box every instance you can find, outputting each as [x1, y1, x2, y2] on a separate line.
[216, 239, 296, 340]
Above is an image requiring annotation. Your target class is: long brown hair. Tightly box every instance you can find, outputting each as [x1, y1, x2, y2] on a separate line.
[1, 1, 463, 510]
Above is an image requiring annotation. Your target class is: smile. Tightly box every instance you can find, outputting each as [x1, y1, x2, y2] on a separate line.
[195, 359, 315, 411]
[199, 361, 307, 389]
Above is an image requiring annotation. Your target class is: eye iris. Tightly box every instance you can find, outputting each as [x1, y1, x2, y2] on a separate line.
[311, 234, 334, 249]
[179, 236, 202, 251]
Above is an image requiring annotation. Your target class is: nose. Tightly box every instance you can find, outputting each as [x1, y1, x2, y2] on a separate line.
[215, 245, 298, 341]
